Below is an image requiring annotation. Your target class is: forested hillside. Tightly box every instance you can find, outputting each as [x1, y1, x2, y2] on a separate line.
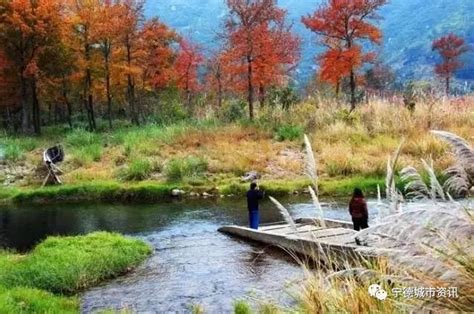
[145, 0, 474, 84]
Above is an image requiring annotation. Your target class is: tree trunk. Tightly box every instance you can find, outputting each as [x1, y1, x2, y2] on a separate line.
[20, 75, 30, 133]
[217, 68, 223, 108]
[259, 84, 265, 107]
[62, 78, 73, 129]
[126, 42, 139, 126]
[31, 79, 41, 135]
[48, 103, 52, 124]
[84, 38, 96, 131]
[85, 67, 96, 132]
[349, 69, 356, 111]
[105, 50, 112, 129]
[247, 55, 254, 120]
[445, 77, 450, 96]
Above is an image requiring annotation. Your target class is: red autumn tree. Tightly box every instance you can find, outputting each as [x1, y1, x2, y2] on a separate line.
[0, 0, 64, 134]
[120, 0, 144, 125]
[224, 0, 300, 120]
[175, 39, 203, 107]
[140, 18, 179, 91]
[206, 51, 232, 109]
[0, 49, 19, 116]
[252, 19, 300, 105]
[302, 0, 386, 110]
[93, 0, 126, 129]
[66, 0, 102, 131]
[432, 33, 468, 95]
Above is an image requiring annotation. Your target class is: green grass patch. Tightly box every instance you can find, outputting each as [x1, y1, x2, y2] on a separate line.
[0, 232, 151, 294]
[219, 179, 311, 196]
[10, 182, 177, 205]
[65, 129, 101, 148]
[165, 156, 208, 182]
[319, 176, 398, 197]
[119, 159, 153, 181]
[0, 187, 19, 201]
[4, 176, 402, 206]
[1, 137, 39, 162]
[0, 286, 78, 314]
[70, 144, 102, 166]
[275, 124, 303, 141]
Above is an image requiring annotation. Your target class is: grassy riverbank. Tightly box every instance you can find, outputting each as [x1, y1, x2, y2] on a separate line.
[1, 98, 473, 205]
[0, 176, 395, 206]
[0, 232, 151, 313]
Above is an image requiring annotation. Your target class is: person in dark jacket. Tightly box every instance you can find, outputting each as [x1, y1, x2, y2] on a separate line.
[349, 188, 369, 231]
[247, 182, 265, 229]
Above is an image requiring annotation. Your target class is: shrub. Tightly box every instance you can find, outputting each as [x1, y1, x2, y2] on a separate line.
[165, 156, 208, 181]
[268, 85, 299, 110]
[220, 100, 246, 122]
[119, 159, 153, 181]
[275, 124, 303, 141]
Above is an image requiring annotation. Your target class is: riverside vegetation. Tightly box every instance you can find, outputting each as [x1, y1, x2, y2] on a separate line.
[196, 105, 474, 313]
[1, 96, 473, 205]
[0, 232, 151, 313]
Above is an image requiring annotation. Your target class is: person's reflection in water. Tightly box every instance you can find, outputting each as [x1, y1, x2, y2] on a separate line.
[242, 248, 269, 277]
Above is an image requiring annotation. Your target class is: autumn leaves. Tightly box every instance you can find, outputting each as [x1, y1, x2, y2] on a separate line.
[0, 0, 201, 133]
[302, 0, 387, 110]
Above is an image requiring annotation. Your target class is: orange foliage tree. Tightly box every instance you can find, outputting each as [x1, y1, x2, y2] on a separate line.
[223, 0, 300, 120]
[432, 33, 468, 95]
[140, 18, 179, 91]
[0, 0, 64, 134]
[302, 0, 386, 110]
[0, 49, 20, 128]
[205, 51, 231, 109]
[93, 0, 126, 128]
[66, 0, 102, 131]
[120, 0, 144, 125]
[175, 39, 203, 107]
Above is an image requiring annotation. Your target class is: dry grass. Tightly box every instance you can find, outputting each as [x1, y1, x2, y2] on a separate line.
[4, 97, 473, 193]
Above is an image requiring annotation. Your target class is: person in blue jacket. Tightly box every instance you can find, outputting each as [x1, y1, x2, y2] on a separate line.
[247, 182, 265, 229]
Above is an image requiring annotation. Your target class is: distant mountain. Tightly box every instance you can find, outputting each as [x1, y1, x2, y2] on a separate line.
[145, 0, 474, 86]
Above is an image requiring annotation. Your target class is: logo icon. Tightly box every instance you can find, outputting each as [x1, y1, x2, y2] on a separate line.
[369, 284, 387, 301]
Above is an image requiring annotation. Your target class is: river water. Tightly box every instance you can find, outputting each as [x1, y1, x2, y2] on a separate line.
[0, 197, 390, 312]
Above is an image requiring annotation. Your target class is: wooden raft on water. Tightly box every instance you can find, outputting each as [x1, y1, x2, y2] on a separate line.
[218, 218, 386, 263]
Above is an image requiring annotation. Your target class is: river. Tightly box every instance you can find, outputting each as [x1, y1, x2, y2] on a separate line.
[0, 197, 439, 312]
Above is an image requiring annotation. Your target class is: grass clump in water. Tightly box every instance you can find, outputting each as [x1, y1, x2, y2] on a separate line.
[233, 300, 253, 314]
[0, 232, 152, 294]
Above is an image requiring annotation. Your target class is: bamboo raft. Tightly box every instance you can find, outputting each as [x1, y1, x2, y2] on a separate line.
[218, 218, 387, 263]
